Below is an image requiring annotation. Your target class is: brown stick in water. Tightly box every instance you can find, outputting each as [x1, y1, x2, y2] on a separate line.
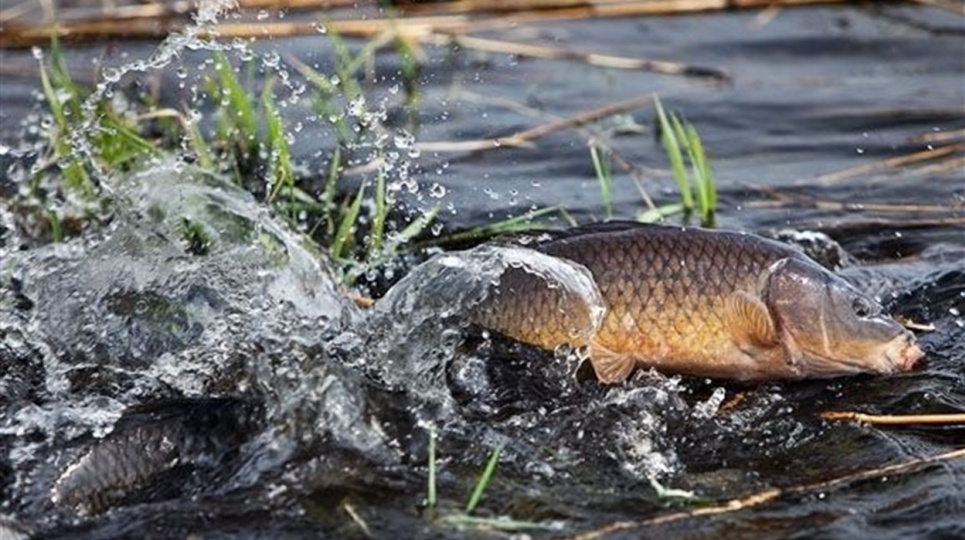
[821, 411, 965, 425]
[562, 446, 965, 540]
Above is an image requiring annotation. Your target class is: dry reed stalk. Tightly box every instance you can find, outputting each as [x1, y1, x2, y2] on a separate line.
[399, 0, 865, 17]
[416, 92, 656, 151]
[745, 199, 962, 214]
[562, 446, 965, 540]
[749, 4, 783, 28]
[0, 0, 38, 24]
[236, 0, 363, 10]
[0, 0, 904, 49]
[822, 412, 965, 425]
[430, 34, 729, 79]
[911, 155, 965, 176]
[897, 319, 935, 332]
[910, 128, 965, 144]
[800, 216, 965, 235]
[810, 143, 965, 185]
[907, 0, 965, 15]
[421, 88, 664, 207]
[51, 1, 194, 22]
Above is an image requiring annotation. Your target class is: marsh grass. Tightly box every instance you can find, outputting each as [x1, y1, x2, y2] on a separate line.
[465, 442, 504, 515]
[27, 17, 714, 284]
[588, 97, 717, 226]
[590, 143, 613, 220]
[425, 432, 555, 533]
[654, 96, 717, 226]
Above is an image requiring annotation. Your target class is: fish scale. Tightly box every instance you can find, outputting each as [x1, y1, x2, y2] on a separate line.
[478, 227, 783, 360]
[472, 224, 923, 382]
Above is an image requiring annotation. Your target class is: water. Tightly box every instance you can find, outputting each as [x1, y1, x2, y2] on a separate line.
[1, 3, 964, 539]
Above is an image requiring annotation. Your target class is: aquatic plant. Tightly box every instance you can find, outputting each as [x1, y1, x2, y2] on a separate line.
[654, 96, 717, 227]
[590, 143, 614, 220]
[425, 429, 558, 533]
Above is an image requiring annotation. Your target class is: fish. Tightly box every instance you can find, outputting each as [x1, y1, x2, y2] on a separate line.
[51, 398, 262, 516]
[471, 223, 924, 383]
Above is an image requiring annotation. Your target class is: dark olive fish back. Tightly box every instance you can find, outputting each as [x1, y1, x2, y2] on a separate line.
[474, 225, 799, 360]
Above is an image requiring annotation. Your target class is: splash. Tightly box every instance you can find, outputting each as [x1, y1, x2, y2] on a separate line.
[361, 244, 606, 415]
[0, 160, 392, 523]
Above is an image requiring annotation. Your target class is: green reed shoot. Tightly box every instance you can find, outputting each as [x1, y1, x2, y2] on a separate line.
[37, 32, 91, 197]
[320, 147, 343, 238]
[590, 143, 614, 220]
[263, 79, 294, 208]
[465, 443, 505, 515]
[638, 203, 686, 223]
[427, 426, 438, 509]
[425, 206, 571, 249]
[654, 96, 717, 227]
[48, 209, 63, 243]
[210, 52, 259, 178]
[331, 181, 365, 261]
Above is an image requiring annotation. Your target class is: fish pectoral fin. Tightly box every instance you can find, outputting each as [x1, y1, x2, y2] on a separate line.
[589, 342, 636, 384]
[725, 291, 779, 350]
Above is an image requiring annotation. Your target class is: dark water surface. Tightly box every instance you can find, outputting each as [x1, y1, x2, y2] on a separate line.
[1, 3, 964, 540]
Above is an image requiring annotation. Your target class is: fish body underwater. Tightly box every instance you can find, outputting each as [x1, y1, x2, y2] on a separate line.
[473, 223, 923, 383]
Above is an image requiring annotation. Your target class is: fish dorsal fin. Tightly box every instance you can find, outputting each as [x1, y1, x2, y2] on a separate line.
[725, 291, 779, 350]
[588, 341, 636, 384]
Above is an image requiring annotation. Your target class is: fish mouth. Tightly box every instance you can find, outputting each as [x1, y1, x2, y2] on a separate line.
[882, 333, 925, 373]
[793, 332, 924, 377]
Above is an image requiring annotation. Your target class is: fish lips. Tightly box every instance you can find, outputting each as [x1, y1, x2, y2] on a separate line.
[882, 332, 925, 373]
[787, 330, 924, 377]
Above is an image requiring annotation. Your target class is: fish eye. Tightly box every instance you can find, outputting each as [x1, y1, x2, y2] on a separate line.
[851, 297, 875, 318]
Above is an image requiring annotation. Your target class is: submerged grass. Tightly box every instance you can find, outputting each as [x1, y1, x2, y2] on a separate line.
[425, 430, 556, 533]
[465, 442, 504, 515]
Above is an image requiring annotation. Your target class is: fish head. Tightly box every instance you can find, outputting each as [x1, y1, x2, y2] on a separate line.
[762, 257, 924, 377]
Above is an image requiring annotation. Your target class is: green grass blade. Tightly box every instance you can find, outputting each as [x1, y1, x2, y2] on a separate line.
[439, 515, 563, 532]
[685, 123, 717, 225]
[397, 206, 439, 245]
[367, 167, 387, 259]
[38, 61, 67, 130]
[427, 427, 437, 509]
[323, 147, 342, 237]
[38, 53, 90, 195]
[654, 97, 693, 212]
[331, 181, 365, 260]
[429, 206, 562, 247]
[590, 144, 613, 220]
[214, 52, 258, 142]
[48, 208, 63, 243]
[638, 202, 685, 223]
[325, 26, 363, 102]
[263, 79, 294, 206]
[465, 443, 504, 515]
[182, 105, 214, 169]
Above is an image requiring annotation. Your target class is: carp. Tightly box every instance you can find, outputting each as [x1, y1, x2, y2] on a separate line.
[473, 223, 924, 383]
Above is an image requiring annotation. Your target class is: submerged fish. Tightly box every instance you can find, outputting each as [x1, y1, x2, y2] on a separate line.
[472, 223, 924, 383]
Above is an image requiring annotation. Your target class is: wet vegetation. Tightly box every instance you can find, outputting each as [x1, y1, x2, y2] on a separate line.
[0, 1, 963, 539]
